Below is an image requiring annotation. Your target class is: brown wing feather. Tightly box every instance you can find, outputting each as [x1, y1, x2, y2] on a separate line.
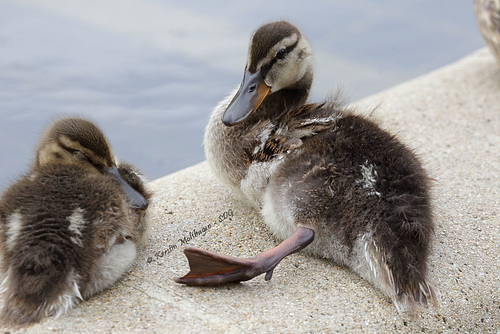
[246, 102, 343, 164]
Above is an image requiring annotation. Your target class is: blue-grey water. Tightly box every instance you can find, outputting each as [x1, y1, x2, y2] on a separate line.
[0, 0, 484, 186]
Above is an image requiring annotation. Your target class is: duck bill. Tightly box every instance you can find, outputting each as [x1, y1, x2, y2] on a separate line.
[106, 165, 148, 210]
[222, 68, 271, 126]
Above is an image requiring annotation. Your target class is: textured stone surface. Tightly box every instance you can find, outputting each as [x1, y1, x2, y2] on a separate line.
[6, 48, 499, 333]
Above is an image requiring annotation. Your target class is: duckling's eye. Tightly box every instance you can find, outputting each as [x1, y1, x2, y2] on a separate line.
[276, 48, 287, 60]
[74, 150, 90, 162]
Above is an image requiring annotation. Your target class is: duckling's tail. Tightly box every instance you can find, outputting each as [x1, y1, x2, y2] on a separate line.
[0, 240, 82, 326]
[362, 233, 438, 316]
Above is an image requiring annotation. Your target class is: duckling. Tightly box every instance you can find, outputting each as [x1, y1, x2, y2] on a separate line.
[175, 21, 437, 315]
[474, 0, 500, 62]
[0, 117, 151, 326]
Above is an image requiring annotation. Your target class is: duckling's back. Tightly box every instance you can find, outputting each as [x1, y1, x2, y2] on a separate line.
[0, 163, 143, 325]
[265, 111, 435, 312]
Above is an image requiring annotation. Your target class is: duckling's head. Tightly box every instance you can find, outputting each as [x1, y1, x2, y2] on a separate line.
[36, 117, 115, 169]
[223, 21, 313, 126]
[35, 117, 148, 209]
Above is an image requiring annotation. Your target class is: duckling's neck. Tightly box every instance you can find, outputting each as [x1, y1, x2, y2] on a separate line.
[204, 73, 312, 191]
[249, 71, 312, 122]
[250, 89, 309, 122]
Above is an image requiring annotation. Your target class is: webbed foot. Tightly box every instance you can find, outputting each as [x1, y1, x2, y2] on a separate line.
[174, 226, 314, 286]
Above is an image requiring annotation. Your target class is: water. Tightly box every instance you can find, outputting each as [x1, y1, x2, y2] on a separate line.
[0, 0, 484, 185]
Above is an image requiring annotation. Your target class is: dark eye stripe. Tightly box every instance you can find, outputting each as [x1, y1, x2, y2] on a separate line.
[261, 39, 300, 77]
[58, 141, 77, 155]
[58, 141, 94, 164]
[272, 40, 299, 64]
[275, 40, 299, 61]
[284, 40, 299, 54]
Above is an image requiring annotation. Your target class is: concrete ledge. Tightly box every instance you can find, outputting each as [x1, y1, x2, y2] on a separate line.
[10, 48, 500, 333]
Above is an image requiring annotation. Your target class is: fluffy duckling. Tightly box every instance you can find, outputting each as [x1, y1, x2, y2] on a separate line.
[474, 0, 500, 62]
[175, 21, 437, 315]
[0, 117, 151, 325]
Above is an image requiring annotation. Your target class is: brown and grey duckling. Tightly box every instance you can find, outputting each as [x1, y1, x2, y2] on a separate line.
[474, 0, 500, 62]
[175, 21, 438, 315]
[0, 117, 151, 325]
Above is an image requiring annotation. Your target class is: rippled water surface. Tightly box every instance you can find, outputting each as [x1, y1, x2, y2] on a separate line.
[0, 0, 484, 184]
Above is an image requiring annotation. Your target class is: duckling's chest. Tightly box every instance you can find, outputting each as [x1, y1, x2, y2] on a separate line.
[240, 125, 304, 209]
[240, 155, 289, 209]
